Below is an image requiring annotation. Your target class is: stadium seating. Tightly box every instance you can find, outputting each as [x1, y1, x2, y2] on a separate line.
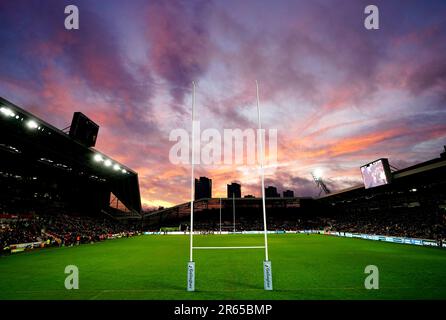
[0, 213, 141, 253]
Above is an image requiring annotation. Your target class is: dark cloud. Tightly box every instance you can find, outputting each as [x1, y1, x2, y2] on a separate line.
[145, 0, 214, 110]
[407, 59, 446, 103]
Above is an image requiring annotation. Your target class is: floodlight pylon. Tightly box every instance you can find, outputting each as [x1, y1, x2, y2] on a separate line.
[311, 172, 330, 196]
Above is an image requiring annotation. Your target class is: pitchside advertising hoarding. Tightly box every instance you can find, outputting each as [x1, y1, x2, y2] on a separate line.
[140, 230, 445, 248]
[360, 158, 393, 189]
[324, 230, 443, 247]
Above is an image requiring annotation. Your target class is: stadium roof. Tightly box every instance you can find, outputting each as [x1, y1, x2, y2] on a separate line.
[0, 97, 142, 213]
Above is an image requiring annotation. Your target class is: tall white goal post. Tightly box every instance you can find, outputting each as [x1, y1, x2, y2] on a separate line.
[256, 80, 272, 290]
[187, 81, 272, 291]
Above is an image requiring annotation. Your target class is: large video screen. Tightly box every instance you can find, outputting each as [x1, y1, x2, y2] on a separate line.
[360, 159, 391, 189]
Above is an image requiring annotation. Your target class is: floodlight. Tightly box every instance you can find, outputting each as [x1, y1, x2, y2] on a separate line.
[113, 164, 121, 171]
[104, 159, 112, 167]
[0, 107, 15, 117]
[26, 120, 39, 129]
[94, 154, 103, 162]
[122, 169, 127, 174]
[313, 168, 323, 180]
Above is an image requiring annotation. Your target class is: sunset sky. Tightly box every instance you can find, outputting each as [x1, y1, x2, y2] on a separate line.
[1, 0, 445, 208]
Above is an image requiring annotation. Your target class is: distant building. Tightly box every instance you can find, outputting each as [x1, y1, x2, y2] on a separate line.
[195, 177, 212, 200]
[244, 195, 255, 198]
[265, 186, 280, 198]
[227, 182, 241, 198]
[283, 190, 294, 198]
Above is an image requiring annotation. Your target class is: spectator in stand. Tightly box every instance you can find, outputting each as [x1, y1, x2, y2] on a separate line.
[0, 213, 142, 253]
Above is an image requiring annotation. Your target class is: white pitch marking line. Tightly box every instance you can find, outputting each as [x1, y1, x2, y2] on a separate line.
[193, 246, 265, 250]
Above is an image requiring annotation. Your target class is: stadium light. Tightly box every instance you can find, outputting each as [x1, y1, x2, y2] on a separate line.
[94, 154, 104, 162]
[122, 169, 127, 174]
[26, 120, 39, 130]
[113, 164, 121, 171]
[313, 168, 323, 180]
[104, 159, 112, 167]
[0, 107, 15, 117]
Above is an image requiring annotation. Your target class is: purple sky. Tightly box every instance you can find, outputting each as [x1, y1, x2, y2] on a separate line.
[1, 0, 445, 208]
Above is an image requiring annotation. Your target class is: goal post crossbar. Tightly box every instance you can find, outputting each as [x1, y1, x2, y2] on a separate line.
[193, 246, 265, 250]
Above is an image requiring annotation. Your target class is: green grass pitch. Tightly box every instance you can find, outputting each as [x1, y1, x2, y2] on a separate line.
[1, 234, 445, 300]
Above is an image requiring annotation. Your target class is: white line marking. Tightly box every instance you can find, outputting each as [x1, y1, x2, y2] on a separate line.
[193, 246, 265, 250]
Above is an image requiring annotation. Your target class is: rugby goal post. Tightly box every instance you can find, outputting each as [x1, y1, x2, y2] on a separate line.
[187, 80, 272, 291]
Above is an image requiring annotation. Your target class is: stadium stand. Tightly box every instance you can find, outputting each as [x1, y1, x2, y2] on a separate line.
[0, 97, 143, 253]
[0, 212, 141, 253]
[0, 97, 142, 218]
